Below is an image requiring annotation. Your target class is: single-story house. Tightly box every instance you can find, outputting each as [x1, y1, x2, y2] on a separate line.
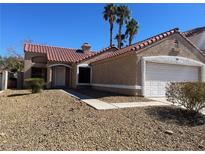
[24, 27, 205, 97]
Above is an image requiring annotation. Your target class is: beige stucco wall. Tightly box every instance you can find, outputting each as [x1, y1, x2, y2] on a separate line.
[91, 52, 137, 85]
[91, 53, 139, 95]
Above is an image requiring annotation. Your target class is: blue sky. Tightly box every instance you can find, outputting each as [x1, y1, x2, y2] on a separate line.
[0, 3, 205, 56]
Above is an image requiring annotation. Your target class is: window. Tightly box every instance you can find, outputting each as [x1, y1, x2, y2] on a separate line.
[31, 67, 47, 82]
[78, 67, 91, 83]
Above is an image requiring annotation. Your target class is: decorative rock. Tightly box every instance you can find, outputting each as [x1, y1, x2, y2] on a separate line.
[2, 140, 7, 143]
[165, 130, 174, 135]
[0, 133, 6, 137]
[69, 108, 74, 112]
[198, 140, 204, 149]
[198, 145, 204, 149]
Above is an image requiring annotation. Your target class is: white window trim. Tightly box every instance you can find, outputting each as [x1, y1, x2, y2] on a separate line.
[141, 56, 205, 97]
[76, 64, 92, 85]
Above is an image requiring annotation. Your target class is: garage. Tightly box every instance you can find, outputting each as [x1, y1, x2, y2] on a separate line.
[145, 62, 200, 97]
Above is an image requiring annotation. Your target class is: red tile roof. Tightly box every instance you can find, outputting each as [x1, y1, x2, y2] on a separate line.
[24, 27, 204, 65]
[91, 28, 179, 64]
[24, 43, 117, 63]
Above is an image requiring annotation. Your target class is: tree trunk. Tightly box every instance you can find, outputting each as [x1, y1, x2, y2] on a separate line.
[110, 23, 113, 47]
[118, 23, 122, 49]
[129, 35, 132, 46]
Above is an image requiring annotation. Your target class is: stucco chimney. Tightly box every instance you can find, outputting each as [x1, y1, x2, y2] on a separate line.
[81, 43, 91, 54]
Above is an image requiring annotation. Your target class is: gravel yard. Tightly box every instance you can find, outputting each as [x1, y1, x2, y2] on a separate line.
[70, 88, 151, 103]
[0, 89, 205, 151]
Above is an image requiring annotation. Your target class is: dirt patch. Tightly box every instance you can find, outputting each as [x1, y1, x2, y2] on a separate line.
[0, 89, 204, 150]
[145, 106, 205, 126]
[70, 88, 151, 103]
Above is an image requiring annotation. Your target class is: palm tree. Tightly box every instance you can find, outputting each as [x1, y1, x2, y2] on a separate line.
[116, 5, 130, 48]
[103, 4, 117, 47]
[115, 34, 126, 48]
[125, 18, 139, 46]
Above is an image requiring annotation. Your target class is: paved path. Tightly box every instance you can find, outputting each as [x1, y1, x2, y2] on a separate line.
[61, 90, 118, 110]
[62, 90, 170, 110]
[61, 90, 205, 114]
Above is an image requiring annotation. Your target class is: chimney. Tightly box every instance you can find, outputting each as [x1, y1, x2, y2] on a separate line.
[81, 43, 91, 54]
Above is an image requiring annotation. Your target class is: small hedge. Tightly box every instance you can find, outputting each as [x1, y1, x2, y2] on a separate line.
[25, 78, 44, 93]
[166, 82, 205, 113]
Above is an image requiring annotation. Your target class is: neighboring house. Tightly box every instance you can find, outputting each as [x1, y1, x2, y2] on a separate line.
[183, 26, 205, 54]
[24, 27, 205, 97]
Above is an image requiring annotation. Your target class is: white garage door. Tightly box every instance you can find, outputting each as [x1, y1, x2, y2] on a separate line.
[145, 62, 199, 97]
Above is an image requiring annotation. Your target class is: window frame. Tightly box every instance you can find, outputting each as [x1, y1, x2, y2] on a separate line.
[76, 64, 92, 85]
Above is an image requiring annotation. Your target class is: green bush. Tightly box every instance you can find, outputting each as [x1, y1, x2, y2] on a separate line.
[25, 78, 44, 93]
[166, 82, 205, 113]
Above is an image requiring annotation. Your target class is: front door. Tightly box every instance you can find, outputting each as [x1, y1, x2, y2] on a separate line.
[54, 66, 66, 87]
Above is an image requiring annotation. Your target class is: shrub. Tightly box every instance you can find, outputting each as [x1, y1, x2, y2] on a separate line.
[166, 82, 205, 113]
[25, 78, 44, 93]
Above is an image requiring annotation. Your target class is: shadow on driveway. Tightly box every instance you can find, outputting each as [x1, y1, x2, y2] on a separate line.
[145, 106, 205, 127]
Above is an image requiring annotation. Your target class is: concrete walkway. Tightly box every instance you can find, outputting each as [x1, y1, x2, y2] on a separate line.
[61, 90, 118, 110]
[111, 101, 171, 109]
[62, 90, 170, 110]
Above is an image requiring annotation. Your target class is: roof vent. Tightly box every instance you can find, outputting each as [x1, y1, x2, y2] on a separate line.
[76, 49, 83, 53]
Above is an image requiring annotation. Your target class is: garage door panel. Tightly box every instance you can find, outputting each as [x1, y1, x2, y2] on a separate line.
[145, 62, 199, 97]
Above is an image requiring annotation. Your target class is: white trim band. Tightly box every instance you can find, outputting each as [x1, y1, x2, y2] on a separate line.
[91, 83, 141, 90]
[48, 64, 72, 68]
[143, 56, 205, 67]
